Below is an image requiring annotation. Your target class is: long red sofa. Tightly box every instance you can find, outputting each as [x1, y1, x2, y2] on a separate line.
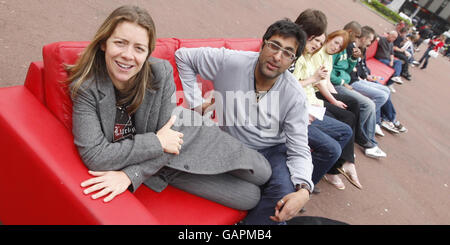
[0, 38, 262, 225]
[365, 39, 395, 85]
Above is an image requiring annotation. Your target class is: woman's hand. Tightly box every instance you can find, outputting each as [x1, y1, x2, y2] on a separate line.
[313, 66, 328, 83]
[156, 115, 184, 155]
[81, 170, 131, 202]
[332, 100, 348, 109]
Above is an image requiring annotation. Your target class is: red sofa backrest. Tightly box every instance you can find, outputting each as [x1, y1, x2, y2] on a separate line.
[365, 39, 378, 60]
[38, 38, 261, 131]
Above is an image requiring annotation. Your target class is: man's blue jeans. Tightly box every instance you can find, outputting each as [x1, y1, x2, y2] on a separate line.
[309, 115, 352, 183]
[351, 80, 390, 125]
[381, 96, 396, 123]
[377, 58, 403, 77]
[242, 144, 295, 225]
[335, 85, 377, 148]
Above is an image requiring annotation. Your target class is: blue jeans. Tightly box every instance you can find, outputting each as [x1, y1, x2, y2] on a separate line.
[419, 46, 433, 69]
[335, 85, 377, 148]
[377, 58, 403, 77]
[242, 144, 295, 225]
[351, 80, 390, 124]
[381, 96, 396, 123]
[309, 115, 352, 182]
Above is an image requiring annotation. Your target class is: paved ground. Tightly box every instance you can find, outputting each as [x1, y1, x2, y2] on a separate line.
[0, 0, 449, 225]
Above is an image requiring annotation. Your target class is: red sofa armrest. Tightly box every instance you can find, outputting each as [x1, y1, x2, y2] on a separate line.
[24, 61, 45, 105]
[0, 86, 159, 224]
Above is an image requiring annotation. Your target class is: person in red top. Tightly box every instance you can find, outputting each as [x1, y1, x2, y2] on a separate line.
[417, 34, 446, 69]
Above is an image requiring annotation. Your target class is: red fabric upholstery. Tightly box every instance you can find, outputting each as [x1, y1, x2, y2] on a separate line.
[0, 38, 258, 225]
[365, 39, 394, 85]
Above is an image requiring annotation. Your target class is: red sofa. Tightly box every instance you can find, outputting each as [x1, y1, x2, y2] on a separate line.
[0, 38, 262, 225]
[365, 39, 395, 85]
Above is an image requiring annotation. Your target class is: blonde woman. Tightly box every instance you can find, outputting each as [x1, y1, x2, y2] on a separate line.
[293, 30, 363, 189]
[68, 5, 271, 210]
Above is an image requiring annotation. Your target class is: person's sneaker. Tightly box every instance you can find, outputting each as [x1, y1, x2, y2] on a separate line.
[391, 76, 404, 84]
[381, 121, 400, 134]
[394, 121, 408, 133]
[388, 84, 396, 93]
[375, 124, 385, 136]
[412, 60, 420, 65]
[365, 146, 387, 158]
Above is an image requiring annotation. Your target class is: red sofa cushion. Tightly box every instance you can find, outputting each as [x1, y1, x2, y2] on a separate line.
[364, 39, 394, 85]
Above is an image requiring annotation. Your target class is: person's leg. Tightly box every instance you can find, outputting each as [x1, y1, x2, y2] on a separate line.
[169, 171, 262, 211]
[421, 54, 430, 69]
[321, 99, 357, 165]
[395, 52, 410, 77]
[381, 96, 397, 122]
[392, 59, 403, 77]
[351, 80, 389, 125]
[308, 116, 351, 184]
[241, 144, 295, 225]
[335, 85, 377, 147]
[419, 46, 432, 64]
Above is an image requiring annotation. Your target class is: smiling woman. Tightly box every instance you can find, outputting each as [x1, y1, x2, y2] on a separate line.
[65, 5, 272, 210]
[101, 21, 149, 91]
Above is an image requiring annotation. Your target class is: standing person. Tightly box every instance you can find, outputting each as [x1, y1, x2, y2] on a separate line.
[176, 19, 312, 225]
[417, 34, 446, 69]
[414, 24, 433, 50]
[375, 31, 404, 85]
[293, 9, 354, 190]
[68, 5, 272, 211]
[330, 21, 387, 159]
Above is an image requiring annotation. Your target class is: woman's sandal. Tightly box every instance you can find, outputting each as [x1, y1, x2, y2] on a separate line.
[337, 166, 363, 190]
[324, 175, 345, 190]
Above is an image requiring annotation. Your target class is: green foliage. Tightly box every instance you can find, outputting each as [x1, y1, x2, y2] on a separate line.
[363, 0, 413, 26]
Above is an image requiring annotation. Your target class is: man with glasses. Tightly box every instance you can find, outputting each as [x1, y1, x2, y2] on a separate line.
[175, 19, 311, 225]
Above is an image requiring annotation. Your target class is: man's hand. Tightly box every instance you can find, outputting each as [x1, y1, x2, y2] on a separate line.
[343, 83, 353, 90]
[270, 189, 310, 223]
[352, 47, 362, 58]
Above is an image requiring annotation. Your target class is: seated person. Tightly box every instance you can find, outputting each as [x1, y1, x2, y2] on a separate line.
[292, 29, 357, 190]
[374, 31, 404, 85]
[349, 26, 391, 137]
[175, 19, 314, 225]
[393, 27, 412, 80]
[330, 21, 387, 159]
[353, 26, 408, 135]
[68, 5, 272, 211]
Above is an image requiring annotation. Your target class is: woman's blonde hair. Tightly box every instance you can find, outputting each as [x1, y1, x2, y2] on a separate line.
[67, 5, 157, 114]
[325, 30, 350, 54]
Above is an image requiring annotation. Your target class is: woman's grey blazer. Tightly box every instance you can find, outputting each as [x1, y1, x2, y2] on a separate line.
[71, 57, 269, 192]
